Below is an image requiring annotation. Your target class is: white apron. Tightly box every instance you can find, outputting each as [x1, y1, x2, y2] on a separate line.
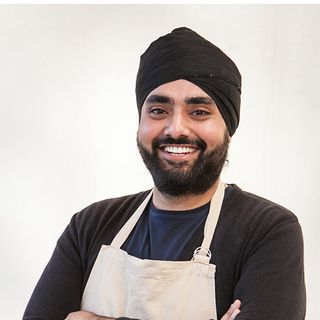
[81, 181, 225, 320]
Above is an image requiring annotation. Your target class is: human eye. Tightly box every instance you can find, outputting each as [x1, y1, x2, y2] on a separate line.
[147, 107, 168, 119]
[150, 108, 166, 114]
[190, 109, 211, 118]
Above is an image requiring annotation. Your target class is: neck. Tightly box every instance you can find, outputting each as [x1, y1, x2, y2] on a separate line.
[152, 179, 221, 211]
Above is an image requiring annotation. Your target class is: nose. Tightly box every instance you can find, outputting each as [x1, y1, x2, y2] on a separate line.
[163, 111, 190, 139]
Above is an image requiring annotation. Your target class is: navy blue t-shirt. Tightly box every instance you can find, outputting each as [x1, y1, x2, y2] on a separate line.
[123, 201, 210, 261]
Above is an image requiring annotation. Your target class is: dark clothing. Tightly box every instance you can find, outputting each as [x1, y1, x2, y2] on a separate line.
[23, 184, 306, 320]
[123, 199, 211, 261]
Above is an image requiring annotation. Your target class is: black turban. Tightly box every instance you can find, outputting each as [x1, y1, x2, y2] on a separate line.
[135, 27, 242, 136]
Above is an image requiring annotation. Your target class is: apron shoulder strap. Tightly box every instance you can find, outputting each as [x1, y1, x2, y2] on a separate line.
[111, 190, 153, 248]
[193, 180, 225, 263]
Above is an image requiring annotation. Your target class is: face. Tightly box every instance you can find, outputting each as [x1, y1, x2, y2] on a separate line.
[137, 79, 229, 196]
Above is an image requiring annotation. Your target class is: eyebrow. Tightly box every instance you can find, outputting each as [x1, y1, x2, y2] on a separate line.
[145, 95, 215, 106]
[145, 95, 174, 105]
[185, 96, 215, 105]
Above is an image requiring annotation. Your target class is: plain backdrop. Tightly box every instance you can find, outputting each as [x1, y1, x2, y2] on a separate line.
[0, 4, 319, 319]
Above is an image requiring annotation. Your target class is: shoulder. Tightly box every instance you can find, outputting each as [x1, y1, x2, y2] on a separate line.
[79, 190, 151, 217]
[223, 184, 299, 224]
[77, 189, 151, 221]
[217, 184, 303, 249]
[69, 190, 152, 243]
[213, 184, 304, 271]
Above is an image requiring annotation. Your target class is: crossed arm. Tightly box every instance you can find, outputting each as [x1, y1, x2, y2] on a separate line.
[24, 205, 306, 320]
[65, 300, 241, 320]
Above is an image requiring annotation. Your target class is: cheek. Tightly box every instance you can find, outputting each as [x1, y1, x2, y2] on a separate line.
[137, 124, 150, 141]
[137, 119, 162, 144]
[196, 123, 226, 147]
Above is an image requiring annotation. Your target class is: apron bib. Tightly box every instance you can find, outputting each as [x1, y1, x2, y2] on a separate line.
[81, 180, 225, 320]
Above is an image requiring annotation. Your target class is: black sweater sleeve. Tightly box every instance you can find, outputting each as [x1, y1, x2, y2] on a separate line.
[233, 220, 306, 320]
[23, 214, 83, 320]
[213, 186, 306, 320]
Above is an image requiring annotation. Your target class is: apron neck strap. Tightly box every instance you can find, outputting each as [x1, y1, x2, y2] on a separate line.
[193, 180, 225, 264]
[111, 190, 153, 248]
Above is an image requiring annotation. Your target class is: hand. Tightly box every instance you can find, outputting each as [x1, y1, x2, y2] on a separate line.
[65, 302, 241, 320]
[65, 311, 115, 320]
[220, 299, 241, 320]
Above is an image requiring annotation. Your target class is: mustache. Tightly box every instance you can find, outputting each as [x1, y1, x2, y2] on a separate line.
[152, 137, 207, 151]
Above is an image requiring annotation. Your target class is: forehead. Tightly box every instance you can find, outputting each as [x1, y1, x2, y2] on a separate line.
[145, 79, 211, 101]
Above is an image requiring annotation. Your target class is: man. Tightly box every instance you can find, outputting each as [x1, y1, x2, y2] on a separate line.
[23, 28, 306, 320]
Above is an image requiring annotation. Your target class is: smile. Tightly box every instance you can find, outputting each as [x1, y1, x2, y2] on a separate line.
[158, 144, 199, 161]
[164, 146, 195, 154]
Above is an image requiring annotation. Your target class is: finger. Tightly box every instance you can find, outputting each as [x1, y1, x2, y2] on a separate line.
[232, 299, 241, 309]
[227, 300, 241, 320]
[221, 306, 235, 319]
[230, 308, 241, 319]
[227, 301, 240, 315]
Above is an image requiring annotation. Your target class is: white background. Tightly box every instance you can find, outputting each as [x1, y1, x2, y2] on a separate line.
[0, 5, 319, 319]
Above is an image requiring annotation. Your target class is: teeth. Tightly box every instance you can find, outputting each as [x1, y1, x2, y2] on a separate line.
[164, 146, 194, 154]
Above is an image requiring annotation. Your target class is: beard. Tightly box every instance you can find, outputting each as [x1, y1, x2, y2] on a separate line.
[137, 131, 229, 197]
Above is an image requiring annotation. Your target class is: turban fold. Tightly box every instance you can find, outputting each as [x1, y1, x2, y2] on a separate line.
[135, 27, 242, 136]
